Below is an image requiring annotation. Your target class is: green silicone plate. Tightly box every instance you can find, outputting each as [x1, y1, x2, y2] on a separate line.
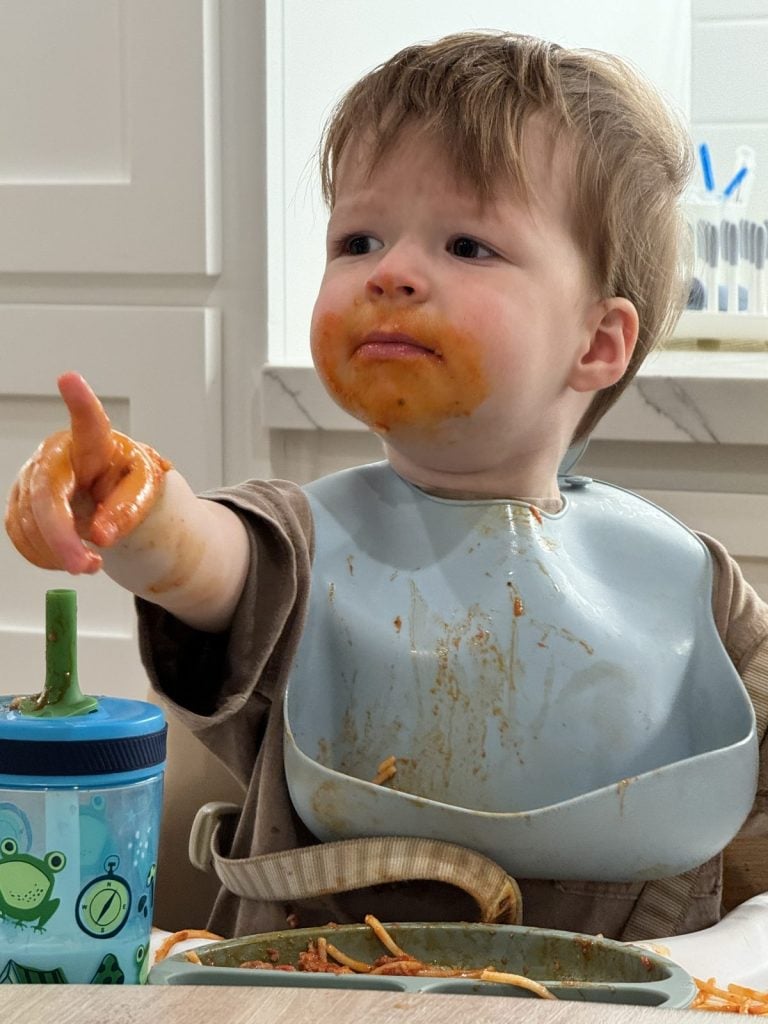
[149, 921, 695, 1008]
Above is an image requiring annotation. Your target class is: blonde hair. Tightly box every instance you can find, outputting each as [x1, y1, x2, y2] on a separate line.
[319, 32, 694, 441]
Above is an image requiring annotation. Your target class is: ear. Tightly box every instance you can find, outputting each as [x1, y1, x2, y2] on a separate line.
[568, 298, 639, 393]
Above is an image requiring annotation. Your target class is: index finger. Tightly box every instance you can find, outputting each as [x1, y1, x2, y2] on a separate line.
[57, 372, 116, 488]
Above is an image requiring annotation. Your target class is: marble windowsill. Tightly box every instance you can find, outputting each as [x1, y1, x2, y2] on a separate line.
[262, 314, 768, 445]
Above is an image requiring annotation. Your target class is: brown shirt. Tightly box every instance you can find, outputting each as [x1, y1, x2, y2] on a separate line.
[138, 475, 768, 941]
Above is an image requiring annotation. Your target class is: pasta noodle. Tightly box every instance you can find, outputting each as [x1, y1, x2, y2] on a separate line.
[479, 970, 558, 1000]
[692, 977, 768, 1014]
[371, 756, 397, 785]
[364, 913, 407, 956]
[155, 928, 224, 963]
[324, 942, 372, 973]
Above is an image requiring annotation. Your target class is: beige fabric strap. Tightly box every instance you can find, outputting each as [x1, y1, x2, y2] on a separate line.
[190, 802, 522, 925]
[742, 638, 768, 741]
[619, 865, 703, 943]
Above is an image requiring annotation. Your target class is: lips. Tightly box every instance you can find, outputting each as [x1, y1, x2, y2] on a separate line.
[354, 330, 441, 360]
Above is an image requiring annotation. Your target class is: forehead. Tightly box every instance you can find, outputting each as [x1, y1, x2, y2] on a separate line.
[332, 120, 577, 229]
[333, 129, 482, 210]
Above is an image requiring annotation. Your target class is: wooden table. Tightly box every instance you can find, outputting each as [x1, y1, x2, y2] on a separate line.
[0, 985, 700, 1023]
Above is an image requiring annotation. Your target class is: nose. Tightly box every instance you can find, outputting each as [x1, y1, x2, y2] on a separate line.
[365, 244, 429, 302]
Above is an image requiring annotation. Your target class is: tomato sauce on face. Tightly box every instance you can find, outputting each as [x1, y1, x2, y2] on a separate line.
[312, 305, 490, 434]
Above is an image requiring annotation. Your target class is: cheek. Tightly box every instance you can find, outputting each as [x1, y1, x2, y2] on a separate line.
[311, 304, 492, 434]
[309, 288, 334, 364]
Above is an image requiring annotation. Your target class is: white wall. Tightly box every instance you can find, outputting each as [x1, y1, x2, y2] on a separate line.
[691, 0, 768, 219]
[266, 0, 691, 364]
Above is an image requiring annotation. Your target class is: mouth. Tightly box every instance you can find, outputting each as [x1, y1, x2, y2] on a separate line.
[354, 330, 442, 361]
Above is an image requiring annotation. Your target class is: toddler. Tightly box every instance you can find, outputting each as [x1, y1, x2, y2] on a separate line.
[6, 31, 768, 943]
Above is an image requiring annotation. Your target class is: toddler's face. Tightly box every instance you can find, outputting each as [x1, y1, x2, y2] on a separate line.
[310, 123, 603, 477]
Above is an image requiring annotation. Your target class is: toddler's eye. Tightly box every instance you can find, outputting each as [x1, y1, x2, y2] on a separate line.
[343, 234, 383, 256]
[450, 236, 494, 259]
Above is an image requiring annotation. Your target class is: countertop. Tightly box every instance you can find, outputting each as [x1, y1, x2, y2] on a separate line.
[0, 985, 698, 1023]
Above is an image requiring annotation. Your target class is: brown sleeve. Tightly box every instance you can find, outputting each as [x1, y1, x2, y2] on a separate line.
[700, 532, 768, 671]
[136, 477, 314, 787]
[699, 533, 768, 834]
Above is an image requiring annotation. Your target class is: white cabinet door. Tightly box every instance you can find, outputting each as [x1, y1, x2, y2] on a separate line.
[0, 306, 221, 700]
[0, 0, 220, 273]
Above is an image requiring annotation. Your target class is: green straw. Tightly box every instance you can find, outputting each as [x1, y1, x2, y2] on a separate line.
[17, 589, 98, 717]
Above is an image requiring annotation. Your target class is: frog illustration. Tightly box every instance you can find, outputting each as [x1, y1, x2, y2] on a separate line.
[0, 837, 66, 931]
[136, 942, 150, 984]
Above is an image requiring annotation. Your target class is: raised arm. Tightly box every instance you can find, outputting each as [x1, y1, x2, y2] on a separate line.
[5, 373, 249, 632]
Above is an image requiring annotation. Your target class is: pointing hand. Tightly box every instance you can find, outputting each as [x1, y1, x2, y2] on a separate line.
[4, 372, 171, 574]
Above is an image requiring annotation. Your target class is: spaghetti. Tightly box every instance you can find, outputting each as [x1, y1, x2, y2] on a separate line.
[371, 756, 397, 786]
[692, 977, 768, 1014]
[234, 914, 557, 999]
[155, 928, 223, 964]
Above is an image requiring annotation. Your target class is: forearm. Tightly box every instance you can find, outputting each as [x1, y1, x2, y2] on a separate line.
[100, 469, 250, 632]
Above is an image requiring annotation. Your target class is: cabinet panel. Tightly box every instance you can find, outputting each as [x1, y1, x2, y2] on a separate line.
[0, 0, 220, 273]
[0, 304, 221, 700]
[0, 1, 123, 181]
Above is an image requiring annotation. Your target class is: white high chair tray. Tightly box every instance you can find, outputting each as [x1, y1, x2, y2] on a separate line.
[635, 892, 768, 989]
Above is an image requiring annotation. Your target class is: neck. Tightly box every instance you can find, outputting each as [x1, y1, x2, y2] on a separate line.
[383, 442, 567, 502]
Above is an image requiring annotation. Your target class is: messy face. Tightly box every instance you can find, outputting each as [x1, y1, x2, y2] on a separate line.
[310, 124, 603, 488]
[311, 305, 490, 435]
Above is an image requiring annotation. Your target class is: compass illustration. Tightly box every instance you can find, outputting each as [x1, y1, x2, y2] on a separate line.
[76, 855, 132, 938]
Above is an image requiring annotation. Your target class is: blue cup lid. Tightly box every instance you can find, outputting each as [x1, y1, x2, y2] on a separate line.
[0, 696, 166, 778]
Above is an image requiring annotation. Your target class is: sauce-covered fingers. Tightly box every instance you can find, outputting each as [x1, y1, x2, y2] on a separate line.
[4, 476, 61, 570]
[26, 433, 103, 574]
[58, 372, 116, 489]
[88, 433, 173, 547]
[4, 409, 172, 571]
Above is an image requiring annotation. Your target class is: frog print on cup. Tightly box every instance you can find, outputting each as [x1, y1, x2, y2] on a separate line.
[136, 942, 150, 985]
[0, 837, 66, 931]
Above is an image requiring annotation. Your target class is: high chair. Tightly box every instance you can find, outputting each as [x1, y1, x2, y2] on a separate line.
[152, 697, 768, 935]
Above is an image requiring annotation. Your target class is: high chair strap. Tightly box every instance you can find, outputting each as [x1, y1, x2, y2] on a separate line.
[619, 865, 704, 943]
[189, 801, 522, 925]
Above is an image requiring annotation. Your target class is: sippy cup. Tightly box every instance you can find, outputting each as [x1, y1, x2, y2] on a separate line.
[0, 589, 166, 984]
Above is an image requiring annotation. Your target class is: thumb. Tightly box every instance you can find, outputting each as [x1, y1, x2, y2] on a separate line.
[57, 372, 116, 488]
